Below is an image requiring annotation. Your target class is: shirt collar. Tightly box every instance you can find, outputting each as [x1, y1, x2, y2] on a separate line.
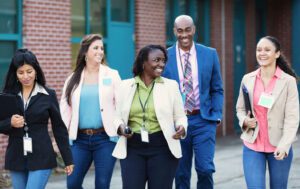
[134, 76, 164, 87]
[257, 66, 282, 79]
[176, 41, 195, 57]
[18, 82, 49, 97]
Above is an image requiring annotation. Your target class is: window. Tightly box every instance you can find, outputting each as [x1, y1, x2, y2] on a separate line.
[0, 0, 22, 88]
[71, 0, 106, 68]
[165, 0, 210, 47]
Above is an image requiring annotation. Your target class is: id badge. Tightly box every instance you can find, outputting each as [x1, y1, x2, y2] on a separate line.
[140, 127, 149, 143]
[258, 93, 274, 109]
[23, 136, 33, 153]
[103, 78, 112, 86]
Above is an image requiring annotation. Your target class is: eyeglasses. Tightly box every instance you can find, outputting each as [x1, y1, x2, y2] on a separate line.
[151, 57, 166, 63]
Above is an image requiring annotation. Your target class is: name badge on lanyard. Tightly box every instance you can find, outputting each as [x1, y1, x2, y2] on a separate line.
[258, 92, 274, 109]
[140, 127, 149, 143]
[23, 134, 33, 155]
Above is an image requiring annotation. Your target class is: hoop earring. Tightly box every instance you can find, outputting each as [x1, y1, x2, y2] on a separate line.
[85, 56, 88, 62]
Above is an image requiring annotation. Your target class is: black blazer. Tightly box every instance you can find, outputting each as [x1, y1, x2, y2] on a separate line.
[0, 87, 73, 171]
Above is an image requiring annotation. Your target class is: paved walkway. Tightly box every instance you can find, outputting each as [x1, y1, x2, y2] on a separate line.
[46, 134, 300, 189]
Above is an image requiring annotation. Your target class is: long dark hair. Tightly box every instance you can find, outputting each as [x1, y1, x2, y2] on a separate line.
[132, 45, 168, 76]
[65, 34, 106, 105]
[2, 49, 46, 94]
[262, 36, 297, 79]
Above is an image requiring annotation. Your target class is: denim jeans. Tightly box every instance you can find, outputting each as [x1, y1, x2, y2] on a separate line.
[175, 115, 216, 189]
[243, 145, 293, 189]
[67, 132, 116, 189]
[10, 169, 52, 189]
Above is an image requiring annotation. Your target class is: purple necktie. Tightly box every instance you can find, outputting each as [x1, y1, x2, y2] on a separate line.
[183, 52, 195, 112]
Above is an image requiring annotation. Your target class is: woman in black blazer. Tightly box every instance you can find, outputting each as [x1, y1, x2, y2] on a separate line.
[0, 49, 73, 189]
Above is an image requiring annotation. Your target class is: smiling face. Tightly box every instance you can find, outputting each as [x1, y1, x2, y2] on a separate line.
[143, 49, 166, 79]
[173, 16, 195, 51]
[256, 38, 280, 67]
[16, 64, 36, 88]
[86, 39, 104, 64]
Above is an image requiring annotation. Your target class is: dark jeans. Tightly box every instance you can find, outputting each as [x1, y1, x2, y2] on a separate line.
[120, 131, 179, 189]
[67, 132, 116, 189]
[175, 115, 217, 189]
[243, 145, 293, 189]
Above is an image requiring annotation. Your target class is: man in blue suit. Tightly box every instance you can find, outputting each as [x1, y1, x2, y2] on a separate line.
[162, 15, 224, 189]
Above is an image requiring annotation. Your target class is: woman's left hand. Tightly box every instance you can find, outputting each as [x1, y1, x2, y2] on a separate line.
[274, 149, 286, 160]
[173, 125, 185, 139]
[65, 164, 74, 176]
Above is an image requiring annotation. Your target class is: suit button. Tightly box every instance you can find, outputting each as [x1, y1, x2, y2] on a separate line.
[101, 109, 103, 112]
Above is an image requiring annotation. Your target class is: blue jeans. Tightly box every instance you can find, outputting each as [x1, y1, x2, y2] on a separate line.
[243, 145, 293, 189]
[67, 132, 116, 189]
[10, 169, 52, 189]
[175, 115, 217, 189]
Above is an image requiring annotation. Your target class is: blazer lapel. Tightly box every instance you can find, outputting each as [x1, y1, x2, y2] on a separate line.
[268, 77, 287, 111]
[98, 64, 105, 108]
[195, 44, 203, 92]
[169, 46, 180, 87]
[123, 80, 137, 124]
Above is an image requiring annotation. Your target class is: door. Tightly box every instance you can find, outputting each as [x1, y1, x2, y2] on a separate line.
[233, 0, 246, 133]
[106, 0, 134, 79]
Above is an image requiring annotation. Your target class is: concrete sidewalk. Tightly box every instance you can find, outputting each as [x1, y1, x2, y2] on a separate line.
[46, 134, 300, 189]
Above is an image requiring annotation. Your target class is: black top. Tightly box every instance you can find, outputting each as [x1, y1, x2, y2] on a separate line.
[0, 87, 73, 171]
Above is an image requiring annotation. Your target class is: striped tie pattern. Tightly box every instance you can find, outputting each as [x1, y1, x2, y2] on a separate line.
[183, 52, 195, 112]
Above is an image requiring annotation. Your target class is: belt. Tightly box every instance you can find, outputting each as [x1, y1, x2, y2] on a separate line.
[186, 109, 200, 116]
[78, 128, 105, 135]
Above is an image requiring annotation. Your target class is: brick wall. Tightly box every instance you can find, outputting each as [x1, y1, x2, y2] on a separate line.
[211, 0, 234, 136]
[135, 0, 166, 51]
[23, 0, 72, 97]
[0, 0, 72, 170]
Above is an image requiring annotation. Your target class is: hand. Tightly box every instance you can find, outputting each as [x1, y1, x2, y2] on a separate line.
[274, 149, 286, 160]
[65, 164, 74, 176]
[173, 125, 185, 139]
[10, 114, 24, 128]
[117, 124, 133, 138]
[243, 111, 257, 129]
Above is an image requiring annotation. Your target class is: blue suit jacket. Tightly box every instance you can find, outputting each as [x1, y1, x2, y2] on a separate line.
[162, 43, 224, 122]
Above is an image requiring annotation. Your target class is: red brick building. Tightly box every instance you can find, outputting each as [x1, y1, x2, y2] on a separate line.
[0, 0, 299, 171]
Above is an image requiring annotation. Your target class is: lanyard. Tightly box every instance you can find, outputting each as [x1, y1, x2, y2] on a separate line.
[137, 82, 155, 126]
[178, 45, 190, 93]
[21, 82, 36, 135]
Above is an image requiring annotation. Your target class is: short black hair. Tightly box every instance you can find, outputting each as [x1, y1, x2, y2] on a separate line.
[132, 45, 168, 76]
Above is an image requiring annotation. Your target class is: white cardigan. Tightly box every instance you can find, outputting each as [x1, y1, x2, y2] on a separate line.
[112, 77, 187, 159]
[60, 64, 121, 139]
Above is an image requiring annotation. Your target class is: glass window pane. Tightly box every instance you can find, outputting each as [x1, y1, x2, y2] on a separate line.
[90, 0, 106, 37]
[0, 41, 16, 88]
[71, 43, 81, 70]
[72, 0, 85, 37]
[178, 0, 188, 14]
[166, 0, 175, 42]
[0, 0, 17, 33]
[111, 0, 129, 22]
[195, 0, 205, 43]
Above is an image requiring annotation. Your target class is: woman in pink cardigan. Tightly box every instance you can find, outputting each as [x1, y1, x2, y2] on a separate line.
[60, 34, 121, 189]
